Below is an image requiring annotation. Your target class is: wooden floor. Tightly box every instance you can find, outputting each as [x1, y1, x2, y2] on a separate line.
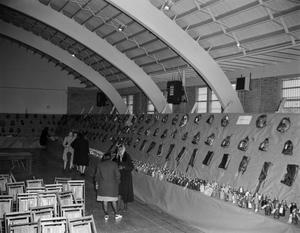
[12, 148, 204, 233]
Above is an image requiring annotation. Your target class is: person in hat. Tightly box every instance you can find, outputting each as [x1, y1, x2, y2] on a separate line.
[114, 144, 134, 211]
[95, 152, 122, 221]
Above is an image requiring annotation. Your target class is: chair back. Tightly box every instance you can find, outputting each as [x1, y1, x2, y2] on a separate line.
[4, 211, 31, 232]
[25, 180, 43, 188]
[7, 182, 25, 202]
[8, 222, 38, 233]
[68, 215, 97, 233]
[0, 195, 13, 220]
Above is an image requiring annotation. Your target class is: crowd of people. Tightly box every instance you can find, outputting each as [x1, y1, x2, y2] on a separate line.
[60, 130, 134, 221]
[40, 128, 134, 221]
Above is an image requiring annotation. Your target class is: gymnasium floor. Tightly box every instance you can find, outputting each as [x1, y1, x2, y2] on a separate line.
[12, 147, 204, 233]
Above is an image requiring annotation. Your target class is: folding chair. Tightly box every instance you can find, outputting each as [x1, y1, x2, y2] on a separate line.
[45, 184, 63, 193]
[0, 196, 13, 221]
[54, 178, 71, 192]
[6, 183, 25, 202]
[30, 206, 55, 222]
[60, 204, 84, 219]
[25, 180, 43, 188]
[68, 215, 97, 233]
[38, 217, 67, 233]
[17, 194, 38, 212]
[66, 181, 85, 205]
[0, 175, 12, 194]
[57, 192, 76, 207]
[8, 222, 38, 233]
[38, 193, 58, 216]
[4, 211, 31, 233]
[25, 187, 46, 194]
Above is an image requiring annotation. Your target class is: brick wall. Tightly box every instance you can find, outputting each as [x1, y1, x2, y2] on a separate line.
[68, 75, 294, 114]
[116, 76, 287, 114]
[68, 87, 112, 114]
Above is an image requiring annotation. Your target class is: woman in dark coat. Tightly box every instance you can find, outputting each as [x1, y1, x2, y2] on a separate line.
[71, 132, 89, 176]
[95, 153, 122, 221]
[39, 127, 50, 166]
[114, 144, 134, 211]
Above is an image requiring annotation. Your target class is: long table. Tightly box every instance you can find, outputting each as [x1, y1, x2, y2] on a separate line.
[0, 152, 32, 174]
[133, 172, 298, 233]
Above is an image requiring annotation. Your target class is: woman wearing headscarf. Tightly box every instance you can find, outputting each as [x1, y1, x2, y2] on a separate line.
[95, 152, 122, 221]
[114, 144, 134, 211]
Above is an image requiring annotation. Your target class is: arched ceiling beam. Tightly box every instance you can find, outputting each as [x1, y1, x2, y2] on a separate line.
[0, 20, 127, 113]
[1, 0, 170, 113]
[107, 0, 243, 113]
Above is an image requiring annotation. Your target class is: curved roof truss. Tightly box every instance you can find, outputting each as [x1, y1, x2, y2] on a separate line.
[1, 0, 171, 113]
[0, 20, 127, 113]
[107, 0, 243, 113]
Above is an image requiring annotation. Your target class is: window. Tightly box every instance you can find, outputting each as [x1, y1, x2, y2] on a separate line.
[195, 87, 207, 113]
[147, 100, 155, 114]
[163, 91, 173, 113]
[282, 78, 300, 112]
[122, 95, 134, 114]
[211, 91, 222, 113]
[195, 84, 236, 113]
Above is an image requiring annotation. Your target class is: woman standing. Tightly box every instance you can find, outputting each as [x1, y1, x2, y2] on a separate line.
[71, 132, 89, 176]
[114, 144, 134, 211]
[95, 152, 122, 221]
[62, 131, 75, 171]
[39, 127, 50, 166]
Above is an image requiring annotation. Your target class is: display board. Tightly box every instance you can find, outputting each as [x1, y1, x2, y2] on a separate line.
[62, 113, 299, 206]
[46, 113, 300, 231]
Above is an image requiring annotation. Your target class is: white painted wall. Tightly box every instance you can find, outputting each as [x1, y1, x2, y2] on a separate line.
[0, 38, 84, 114]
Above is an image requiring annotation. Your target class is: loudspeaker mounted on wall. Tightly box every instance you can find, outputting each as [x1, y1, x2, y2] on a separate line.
[96, 92, 108, 107]
[236, 74, 251, 91]
[167, 80, 184, 104]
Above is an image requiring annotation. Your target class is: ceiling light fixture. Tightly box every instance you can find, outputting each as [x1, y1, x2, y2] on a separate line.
[162, 0, 173, 11]
[118, 24, 126, 32]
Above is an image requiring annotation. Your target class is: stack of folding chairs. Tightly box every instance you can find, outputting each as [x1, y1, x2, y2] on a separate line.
[0, 174, 97, 233]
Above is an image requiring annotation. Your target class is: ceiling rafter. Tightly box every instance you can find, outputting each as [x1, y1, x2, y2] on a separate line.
[192, 6, 300, 41]
[208, 25, 300, 52]
[274, 50, 300, 57]
[69, 0, 92, 19]
[121, 25, 300, 70]
[164, 0, 221, 21]
[91, 11, 122, 32]
[80, 3, 109, 25]
[238, 56, 278, 64]
[68, 0, 167, 72]
[258, 0, 298, 45]
[193, 0, 247, 55]
[254, 53, 296, 61]
[57, 1, 69, 12]
[217, 61, 257, 69]
[251, 54, 294, 63]
[219, 64, 245, 69]
[220, 58, 270, 66]
[179, 0, 272, 31]
[116, 6, 299, 67]
[268, 51, 299, 60]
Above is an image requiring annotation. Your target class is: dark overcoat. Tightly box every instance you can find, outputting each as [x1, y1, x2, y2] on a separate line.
[114, 152, 134, 203]
[71, 137, 89, 166]
[95, 159, 120, 197]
